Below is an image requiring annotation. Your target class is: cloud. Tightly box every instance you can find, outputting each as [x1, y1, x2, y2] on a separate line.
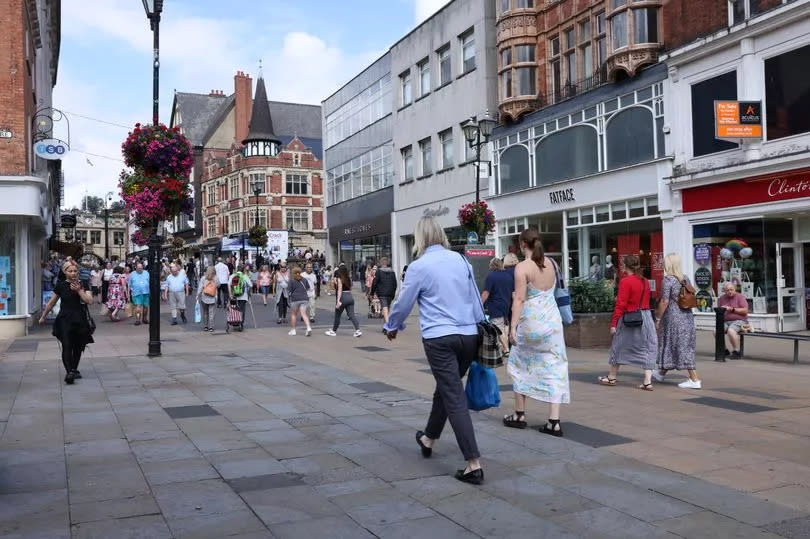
[414, 0, 448, 22]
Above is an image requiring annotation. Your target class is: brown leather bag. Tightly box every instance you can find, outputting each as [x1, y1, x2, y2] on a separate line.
[678, 278, 698, 310]
[203, 280, 217, 297]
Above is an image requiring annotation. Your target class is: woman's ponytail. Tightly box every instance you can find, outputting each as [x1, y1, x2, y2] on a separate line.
[519, 228, 545, 269]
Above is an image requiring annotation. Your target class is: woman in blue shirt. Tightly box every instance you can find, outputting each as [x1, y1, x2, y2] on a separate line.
[384, 217, 485, 485]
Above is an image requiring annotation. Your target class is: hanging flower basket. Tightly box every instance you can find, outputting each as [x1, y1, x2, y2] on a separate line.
[458, 200, 496, 236]
[247, 225, 268, 248]
[121, 123, 193, 177]
[131, 229, 150, 246]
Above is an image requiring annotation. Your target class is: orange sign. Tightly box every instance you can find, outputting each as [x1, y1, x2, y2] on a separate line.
[715, 100, 763, 139]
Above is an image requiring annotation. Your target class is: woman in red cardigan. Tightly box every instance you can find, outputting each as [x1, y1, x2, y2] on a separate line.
[598, 254, 657, 390]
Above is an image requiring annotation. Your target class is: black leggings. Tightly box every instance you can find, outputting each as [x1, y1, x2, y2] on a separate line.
[333, 292, 359, 331]
[217, 284, 229, 306]
[277, 295, 288, 319]
[59, 334, 84, 373]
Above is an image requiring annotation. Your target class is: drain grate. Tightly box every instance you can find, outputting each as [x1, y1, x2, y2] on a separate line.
[163, 404, 221, 419]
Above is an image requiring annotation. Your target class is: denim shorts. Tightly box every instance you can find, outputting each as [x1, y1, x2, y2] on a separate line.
[132, 294, 150, 306]
[290, 300, 308, 312]
[260, 285, 271, 294]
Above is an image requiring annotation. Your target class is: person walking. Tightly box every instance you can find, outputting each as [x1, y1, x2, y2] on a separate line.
[302, 262, 318, 323]
[481, 257, 513, 355]
[371, 257, 397, 326]
[78, 262, 92, 292]
[654, 254, 702, 389]
[128, 262, 150, 326]
[599, 254, 657, 390]
[287, 266, 312, 336]
[185, 257, 198, 290]
[324, 265, 334, 296]
[164, 263, 190, 325]
[39, 260, 94, 384]
[89, 266, 102, 304]
[106, 265, 128, 321]
[228, 265, 251, 329]
[384, 216, 485, 485]
[504, 229, 570, 436]
[215, 257, 230, 308]
[41, 262, 54, 292]
[258, 265, 273, 307]
[324, 266, 362, 337]
[101, 261, 113, 304]
[197, 266, 218, 332]
[275, 263, 290, 324]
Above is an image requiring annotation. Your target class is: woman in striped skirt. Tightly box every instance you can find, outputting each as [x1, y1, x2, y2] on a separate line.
[598, 254, 657, 390]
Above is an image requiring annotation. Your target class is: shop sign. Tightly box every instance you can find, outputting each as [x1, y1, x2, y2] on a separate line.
[33, 138, 69, 160]
[466, 248, 495, 257]
[682, 167, 810, 212]
[694, 267, 712, 290]
[714, 101, 762, 139]
[695, 290, 713, 312]
[344, 223, 372, 236]
[694, 244, 711, 265]
[0, 129, 11, 139]
[548, 188, 575, 205]
[423, 205, 449, 218]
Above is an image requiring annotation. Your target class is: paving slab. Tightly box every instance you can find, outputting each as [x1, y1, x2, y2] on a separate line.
[240, 484, 343, 525]
[70, 514, 172, 539]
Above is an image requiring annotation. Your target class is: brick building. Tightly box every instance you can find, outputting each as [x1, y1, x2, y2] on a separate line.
[171, 71, 324, 265]
[0, 0, 61, 337]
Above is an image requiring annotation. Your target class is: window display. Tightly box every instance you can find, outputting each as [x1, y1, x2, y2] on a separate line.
[0, 223, 16, 316]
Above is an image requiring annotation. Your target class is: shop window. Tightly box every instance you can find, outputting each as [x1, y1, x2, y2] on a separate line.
[0, 223, 16, 316]
[691, 71, 738, 157]
[606, 107, 654, 169]
[765, 44, 810, 141]
[535, 126, 599, 185]
[498, 145, 530, 194]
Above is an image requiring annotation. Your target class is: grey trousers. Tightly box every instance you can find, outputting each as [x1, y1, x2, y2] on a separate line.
[423, 333, 480, 460]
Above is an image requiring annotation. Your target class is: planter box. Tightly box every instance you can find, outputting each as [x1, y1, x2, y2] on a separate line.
[564, 312, 613, 348]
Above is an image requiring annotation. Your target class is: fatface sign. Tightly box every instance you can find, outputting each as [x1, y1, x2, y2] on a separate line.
[714, 100, 763, 139]
[682, 167, 810, 212]
[34, 138, 69, 160]
[548, 188, 575, 205]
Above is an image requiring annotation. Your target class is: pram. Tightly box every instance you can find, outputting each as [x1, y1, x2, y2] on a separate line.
[367, 295, 383, 319]
[225, 298, 244, 332]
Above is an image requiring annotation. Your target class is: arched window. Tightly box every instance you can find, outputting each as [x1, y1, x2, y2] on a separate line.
[606, 106, 654, 169]
[498, 145, 530, 194]
[535, 125, 598, 185]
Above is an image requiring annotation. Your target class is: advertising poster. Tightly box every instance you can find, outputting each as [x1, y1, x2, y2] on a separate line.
[0, 256, 9, 275]
[0, 285, 9, 316]
[41, 290, 59, 319]
[694, 244, 711, 266]
[266, 231, 289, 262]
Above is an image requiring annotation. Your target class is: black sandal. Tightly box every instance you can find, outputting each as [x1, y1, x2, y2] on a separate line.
[503, 411, 527, 429]
[539, 419, 563, 437]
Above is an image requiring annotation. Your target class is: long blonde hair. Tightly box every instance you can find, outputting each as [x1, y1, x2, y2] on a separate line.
[413, 216, 450, 258]
[663, 253, 684, 281]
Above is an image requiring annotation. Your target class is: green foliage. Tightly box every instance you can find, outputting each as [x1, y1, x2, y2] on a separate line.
[569, 278, 615, 313]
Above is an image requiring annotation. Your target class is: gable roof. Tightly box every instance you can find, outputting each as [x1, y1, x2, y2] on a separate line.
[172, 92, 232, 147]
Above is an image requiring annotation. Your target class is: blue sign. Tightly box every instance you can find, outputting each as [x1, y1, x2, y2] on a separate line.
[694, 243, 711, 266]
[220, 237, 244, 251]
[33, 138, 69, 160]
[467, 231, 479, 245]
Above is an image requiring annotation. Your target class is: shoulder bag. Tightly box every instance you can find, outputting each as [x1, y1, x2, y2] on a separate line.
[84, 303, 96, 335]
[459, 253, 504, 369]
[622, 276, 647, 328]
[549, 259, 573, 326]
[203, 279, 217, 297]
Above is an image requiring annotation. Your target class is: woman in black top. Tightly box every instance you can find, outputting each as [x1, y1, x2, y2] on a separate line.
[39, 260, 94, 384]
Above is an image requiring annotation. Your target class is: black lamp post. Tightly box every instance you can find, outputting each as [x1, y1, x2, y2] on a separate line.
[103, 192, 113, 261]
[143, 0, 164, 357]
[252, 177, 263, 264]
[287, 224, 294, 260]
[461, 110, 496, 205]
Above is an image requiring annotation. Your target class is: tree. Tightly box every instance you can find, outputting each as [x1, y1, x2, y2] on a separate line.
[109, 200, 126, 212]
[82, 196, 105, 214]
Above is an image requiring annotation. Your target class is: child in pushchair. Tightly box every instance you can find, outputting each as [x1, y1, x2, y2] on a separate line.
[367, 294, 383, 319]
[225, 298, 244, 332]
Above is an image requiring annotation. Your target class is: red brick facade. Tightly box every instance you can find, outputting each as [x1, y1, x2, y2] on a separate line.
[234, 71, 252, 144]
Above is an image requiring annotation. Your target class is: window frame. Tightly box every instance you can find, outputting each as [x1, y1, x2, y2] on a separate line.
[285, 208, 309, 231]
[90, 230, 101, 245]
[460, 28, 476, 74]
[400, 69, 412, 106]
[229, 177, 240, 199]
[285, 173, 309, 195]
[439, 128, 454, 169]
[402, 145, 414, 181]
[418, 57, 430, 97]
[249, 172, 266, 194]
[419, 137, 432, 176]
[437, 44, 452, 86]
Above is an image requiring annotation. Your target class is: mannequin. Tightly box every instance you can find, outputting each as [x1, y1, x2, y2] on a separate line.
[588, 255, 602, 280]
[604, 255, 616, 281]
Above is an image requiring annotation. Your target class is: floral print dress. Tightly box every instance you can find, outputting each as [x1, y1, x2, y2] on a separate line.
[508, 284, 571, 404]
[106, 273, 126, 312]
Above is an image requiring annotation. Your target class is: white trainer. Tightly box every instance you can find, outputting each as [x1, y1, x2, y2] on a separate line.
[306, 328, 312, 337]
[678, 379, 702, 389]
[288, 329, 296, 336]
[324, 330, 337, 336]
[652, 371, 665, 383]
[354, 330, 362, 337]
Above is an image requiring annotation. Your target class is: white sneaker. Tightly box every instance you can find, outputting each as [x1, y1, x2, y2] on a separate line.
[324, 330, 337, 336]
[288, 329, 296, 336]
[306, 328, 312, 337]
[652, 371, 665, 383]
[678, 379, 702, 389]
[354, 330, 362, 337]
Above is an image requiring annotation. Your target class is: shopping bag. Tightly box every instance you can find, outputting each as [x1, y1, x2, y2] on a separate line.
[465, 362, 501, 411]
[194, 300, 202, 323]
[124, 302, 134, 318]
[551, 259, 573, 325]
[99, 304, 109, 316]
[753, 287, 767, 314]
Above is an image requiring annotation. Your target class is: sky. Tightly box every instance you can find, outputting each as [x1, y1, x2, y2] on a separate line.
[54, 0, 449, 209]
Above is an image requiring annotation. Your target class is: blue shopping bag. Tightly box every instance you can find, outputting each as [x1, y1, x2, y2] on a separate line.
[194, 300, 202, 323]
[465, 361, 501, 411]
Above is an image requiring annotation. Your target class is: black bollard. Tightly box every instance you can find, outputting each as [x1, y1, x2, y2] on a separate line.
[714, 307, 727, 362]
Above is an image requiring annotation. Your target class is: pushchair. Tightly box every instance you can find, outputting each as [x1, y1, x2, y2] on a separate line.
[367, 295, 383, 319]
[225, 298, 244, 333]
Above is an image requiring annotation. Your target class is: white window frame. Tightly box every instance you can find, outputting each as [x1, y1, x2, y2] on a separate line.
[419, 137, 432, 176]
[286, 208, 309, 231]
[418, 58, 430, 97]
[229, 213, 240, 233]
[439, 128, 454, 169]
[229, 177, 240, 199]
[285, 173, 309, 195]
[400, 69, 412, 106]
[249, 172, 266, 194]
[402, 145, 414, 181]
[438, 44, 452, 86]
[460, 29, 476, 74]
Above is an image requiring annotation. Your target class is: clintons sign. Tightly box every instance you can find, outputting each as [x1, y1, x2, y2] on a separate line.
[681, 167, 810, 213]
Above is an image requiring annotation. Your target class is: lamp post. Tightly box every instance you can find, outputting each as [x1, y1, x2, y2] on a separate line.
[288, 224, 294, 261]
[103, 192, 113, 261]
[251, 177, 263, 265]
[143, 0, 164, 357]
[461, 110, 497, 204]
[219, 200, 229, 259]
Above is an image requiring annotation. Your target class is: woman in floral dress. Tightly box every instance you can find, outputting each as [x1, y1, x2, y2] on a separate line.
[505, 228, 570, 437]
[654, 253, 701, 389]
[106, 266, 128, 321]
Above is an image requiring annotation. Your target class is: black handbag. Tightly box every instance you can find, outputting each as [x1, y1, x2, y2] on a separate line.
[84, 304, 96, 335]
[622, 277, 647, 328]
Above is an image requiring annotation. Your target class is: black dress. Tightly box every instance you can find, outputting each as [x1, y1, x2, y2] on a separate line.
[52, 281, 94, 371]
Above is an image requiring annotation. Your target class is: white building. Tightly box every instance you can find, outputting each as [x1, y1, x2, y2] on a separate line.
[661, 0, 810, 332]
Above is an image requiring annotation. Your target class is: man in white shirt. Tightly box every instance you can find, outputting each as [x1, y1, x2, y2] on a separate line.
[302, 262, 318, 322]
[101, 261, 114, 304]
[214, 257, 230, 308]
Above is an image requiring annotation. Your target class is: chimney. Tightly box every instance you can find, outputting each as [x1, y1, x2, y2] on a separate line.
[234, 70, 253, 144]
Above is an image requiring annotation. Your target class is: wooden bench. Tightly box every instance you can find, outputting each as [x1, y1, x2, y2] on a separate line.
[739, 332, 810, 364]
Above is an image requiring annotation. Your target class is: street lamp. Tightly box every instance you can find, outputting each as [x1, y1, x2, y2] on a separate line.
[288, 224, 294, 260]
[461, 109, 497, 204]
[251, 176, 264, 265]
[103, 192, 114, 261]
[219, 200, 229, 260]
[142, 0, 164, 357]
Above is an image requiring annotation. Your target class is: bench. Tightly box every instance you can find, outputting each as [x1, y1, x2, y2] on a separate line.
[740, 332, 810, 364]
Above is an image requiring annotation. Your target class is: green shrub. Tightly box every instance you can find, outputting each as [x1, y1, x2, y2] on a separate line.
[569, 278, 615, 313]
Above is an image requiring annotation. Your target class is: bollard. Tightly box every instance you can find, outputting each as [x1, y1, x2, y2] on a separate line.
[714, 307, 727, 362]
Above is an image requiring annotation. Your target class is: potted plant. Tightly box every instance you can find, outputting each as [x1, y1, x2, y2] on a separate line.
[457, 200, 495, 243]
[563, 278, 615, 348]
